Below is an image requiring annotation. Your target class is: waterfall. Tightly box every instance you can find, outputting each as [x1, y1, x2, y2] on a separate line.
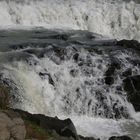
[0, 0, 139, 41]
[0, 0, 140, 139]
[0, 29, 140, 140]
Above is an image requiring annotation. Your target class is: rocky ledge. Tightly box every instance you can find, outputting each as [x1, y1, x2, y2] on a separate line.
[0, 108, 77, 140]
[0, 108, 97, 140]
[0, 109, 133, 140]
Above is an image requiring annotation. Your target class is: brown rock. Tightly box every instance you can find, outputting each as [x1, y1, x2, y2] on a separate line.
[0, 111, 26, 140]
[0, 84, 10, 109]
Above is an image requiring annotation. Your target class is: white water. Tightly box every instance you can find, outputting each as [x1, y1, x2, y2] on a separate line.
[0, 0, 140, 41]
[0, 0, 140, 138]
[1, 44, 140, 139]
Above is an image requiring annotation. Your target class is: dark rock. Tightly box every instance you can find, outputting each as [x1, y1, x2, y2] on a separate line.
[130, 59, 140, 66]
[109, 135, 133, 140]
[117, 40, 140, 51]
[123, 77, 134, 93]
[122, 69, 132, 77]
[39, 72, 55, 86]
[117, 40, 140, 48]
[105, 59, 121, 77]
[48, 74, 55, 86]
[127, 92, 140, 111]
[14, 109, 79, 140]
[116, 86, 122, 91]
[73, 53, 79, 62]
[105, 66, 115, 77]
[123, 75, 140, 92]
[111, 59, 121, 70]
[105, 76, 114, 85]
[123, 75, 140, 111]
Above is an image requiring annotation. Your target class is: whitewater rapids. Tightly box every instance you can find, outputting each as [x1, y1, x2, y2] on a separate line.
[0, 0, 140, 41]
[0, 29, 140, 140]
[0, 0, 140, 139]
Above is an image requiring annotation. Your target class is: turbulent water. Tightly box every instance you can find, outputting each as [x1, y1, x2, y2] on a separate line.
[0, 29, 140, 140]
[0, 0, 140, 41]
[0, 0, 140, 140]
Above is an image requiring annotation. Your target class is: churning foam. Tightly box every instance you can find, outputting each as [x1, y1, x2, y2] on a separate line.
[0, 0, 140, 41]
[1, 45, 140, 139]
[0, 29, 140, 139]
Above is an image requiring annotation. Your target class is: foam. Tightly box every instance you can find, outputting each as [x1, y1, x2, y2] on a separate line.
[0, 0, 140, 40]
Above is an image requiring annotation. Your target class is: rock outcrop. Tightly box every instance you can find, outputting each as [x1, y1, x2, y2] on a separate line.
[0, 110, 26, 140]
[0, 108, 102, 140]
[0, 108, 134, 140]
[117, 40, 140, 51]
[0, 109, 79, 140]
[123, 75, 140, 111]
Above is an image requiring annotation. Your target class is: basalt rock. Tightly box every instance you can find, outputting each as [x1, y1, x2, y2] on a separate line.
[117, 40, 140, 51]
[123, 75, 140, 111]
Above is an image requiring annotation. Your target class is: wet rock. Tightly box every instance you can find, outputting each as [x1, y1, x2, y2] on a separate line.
[105, 66, 115, 77]
[117, 40, 140, 51]
[123, 75, 140, 111]
[0, 108, 81, 140]
[73, 53, 79, 62]
[105, 58, 121, 79]
[48, 131, 75, 140]
[39, 72, 55, 86]
[105, 76, 114, 85]
[0, 84, 9, 109]
[14, 109, 79, 140]
[109, 135, 133, 140]
[116, 86, 122, 91]
[123, 75, 140, 92]
[123, 78, 134, 93]
[127, 92, 140, 112]
[130, 59, 140, 66]
[122, 69, 132, 77]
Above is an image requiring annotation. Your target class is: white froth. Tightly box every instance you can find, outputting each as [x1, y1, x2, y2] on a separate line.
[1, 46, 140, 139]
[0, 0, 140, 41]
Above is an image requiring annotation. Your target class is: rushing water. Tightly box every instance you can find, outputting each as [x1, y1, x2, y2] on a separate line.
[0, 0, 140, 139]
[0, 0, 140, 41]
[0, 29, 140, 140]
